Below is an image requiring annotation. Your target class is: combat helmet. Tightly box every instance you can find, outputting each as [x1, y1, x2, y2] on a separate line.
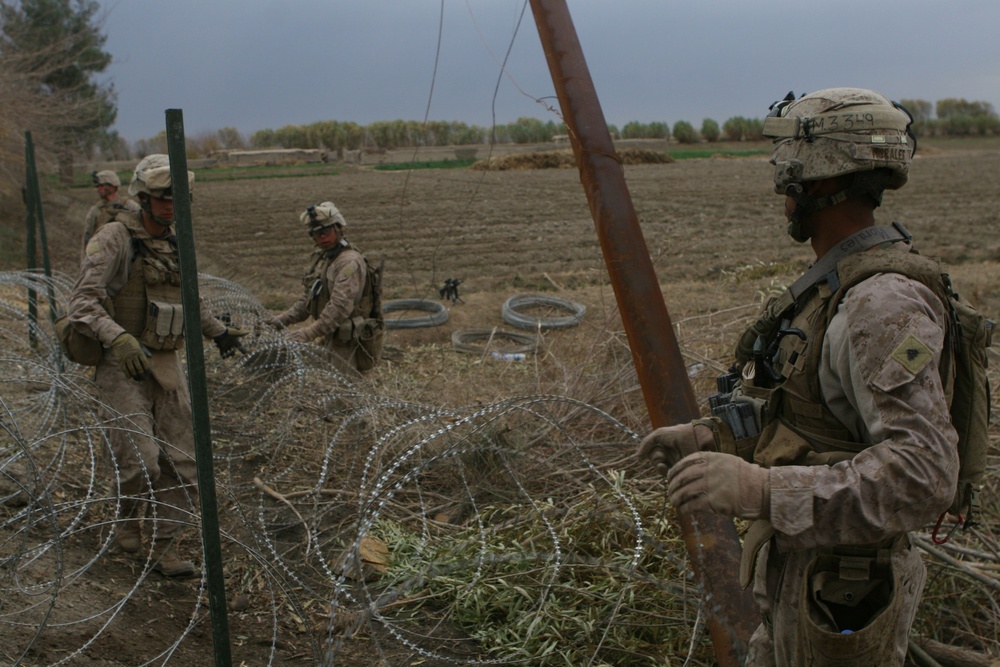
[300, 201, 347, 234]
[91, 170, 121, 188]
[763, 87, 916, 241]
[128, 154, 194, 198]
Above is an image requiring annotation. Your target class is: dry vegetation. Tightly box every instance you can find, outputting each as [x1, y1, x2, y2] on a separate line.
[1, 140, 998, 665]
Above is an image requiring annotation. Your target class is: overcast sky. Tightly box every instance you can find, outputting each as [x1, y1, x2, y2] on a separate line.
[98, 0, 1000, 145]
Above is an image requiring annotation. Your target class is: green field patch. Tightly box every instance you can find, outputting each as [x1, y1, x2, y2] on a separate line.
[374, 159, 477, 171]
[667, 147, 770, 159]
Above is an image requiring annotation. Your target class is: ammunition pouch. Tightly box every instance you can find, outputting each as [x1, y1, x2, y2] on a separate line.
[708, 370, 763, 461]
[798, 539, 906, 666]
[333, 315, 365, 343]
[139, 300, 184, 351]
[330, 316, 384, 371]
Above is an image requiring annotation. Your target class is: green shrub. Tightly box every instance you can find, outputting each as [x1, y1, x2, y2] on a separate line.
[700, 118, 720, 142]
[672, 120, 699, 144]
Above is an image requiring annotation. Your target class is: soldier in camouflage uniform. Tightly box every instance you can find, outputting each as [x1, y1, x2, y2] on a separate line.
[267, 201, 381, 372]
[81, 170, 139, 263]
[69, 154, 247, 577]
[638, 89, 959, 666]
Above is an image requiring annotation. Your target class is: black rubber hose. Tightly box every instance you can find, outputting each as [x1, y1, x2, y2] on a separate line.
[501, 294, 586, 330]
[383, 299, 450, 329]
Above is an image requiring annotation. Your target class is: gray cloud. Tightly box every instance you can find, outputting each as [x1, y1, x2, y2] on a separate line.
[99, 0, 1000, 143]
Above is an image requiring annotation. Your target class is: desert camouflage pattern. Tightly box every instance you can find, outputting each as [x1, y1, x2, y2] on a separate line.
[300, 200, 347, 229]
[70, 210, 226, 347]
[128, 153, 194, 198]
[93, 169, 121, 187]
[747, 537, 925, 666]
[277, 244, 367, 363]
[68, 209, 227, 541]
[91, 350, 200, 540]
[745, 248, 959, 665]
[81, 198, 140, 263]
[764, 88, 914, 193]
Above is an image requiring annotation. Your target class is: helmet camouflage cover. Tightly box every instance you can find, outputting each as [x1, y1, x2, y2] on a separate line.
[92, 170, 121, 187]
[128, 153, 195, 198]
[763, 87, 916, 194]
[300, 201, 347, 231]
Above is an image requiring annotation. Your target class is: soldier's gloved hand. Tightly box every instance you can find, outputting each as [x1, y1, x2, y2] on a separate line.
[111, 333, 151, 381]
[638, 421, 717, 476]
[667, 452, 770, 520]
[214, 327, 248, 359]
[262, 313, 285, 330]
[285, 328, 311, 344]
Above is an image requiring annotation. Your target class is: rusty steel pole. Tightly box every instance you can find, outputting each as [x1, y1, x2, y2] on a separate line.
[528, 1, 758, 663]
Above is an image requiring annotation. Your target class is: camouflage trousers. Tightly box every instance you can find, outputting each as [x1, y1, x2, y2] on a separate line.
[94, 352, 199, 540]
[745, 536, 925, 666]
[320, 335, 360, 373]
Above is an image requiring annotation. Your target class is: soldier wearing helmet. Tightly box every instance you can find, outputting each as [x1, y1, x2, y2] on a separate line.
[638, 89, 959, 664]
[68, 154, 247, 578]
[81, 169, 139, 262]
[266, 201, 383, 372]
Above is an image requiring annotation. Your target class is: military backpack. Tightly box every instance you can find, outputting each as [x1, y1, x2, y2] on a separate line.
[831, 250, 993, 531]
[356, 257, 385, 372]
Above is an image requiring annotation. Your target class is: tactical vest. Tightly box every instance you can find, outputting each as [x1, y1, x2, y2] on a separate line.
[746, 247, 956, 469]
[99, 201, 127, 226]
[110, 217, 185, 351]
[754, 245, 995, 520]
[302, 243, 372, 336]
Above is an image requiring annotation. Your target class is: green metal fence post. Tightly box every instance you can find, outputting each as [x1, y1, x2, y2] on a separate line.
[23, 130, 61, 371]
[24, 131, 39, 349]
[164, 109, 233, 667]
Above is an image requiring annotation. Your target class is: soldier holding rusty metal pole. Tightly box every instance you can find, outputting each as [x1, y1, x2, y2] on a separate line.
[639, 88, 963, 665]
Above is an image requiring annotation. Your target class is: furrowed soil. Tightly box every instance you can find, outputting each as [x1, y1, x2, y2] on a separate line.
[3, 138, 998, 666]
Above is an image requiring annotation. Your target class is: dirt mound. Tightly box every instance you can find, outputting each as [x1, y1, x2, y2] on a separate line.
[471, 148, 673, 171]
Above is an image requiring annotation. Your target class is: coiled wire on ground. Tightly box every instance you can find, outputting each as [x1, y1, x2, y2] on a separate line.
[450, 328, 538, 355]
[383, 299, 449, 329]
[501, 294, 586, 330]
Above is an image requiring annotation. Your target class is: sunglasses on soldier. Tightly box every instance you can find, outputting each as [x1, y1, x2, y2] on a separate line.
[309, 225, 336, 238]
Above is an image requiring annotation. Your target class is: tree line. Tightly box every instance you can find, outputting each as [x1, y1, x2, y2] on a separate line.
[132, 98, 1000, 160]
[132, 116, 771, 159]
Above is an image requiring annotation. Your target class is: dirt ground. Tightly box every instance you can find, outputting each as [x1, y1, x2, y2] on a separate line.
[2, 138, 998, 666]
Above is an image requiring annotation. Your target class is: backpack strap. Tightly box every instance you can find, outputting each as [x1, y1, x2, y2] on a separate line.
[789, 222, 911, 301]
[735, 223, 911, 367]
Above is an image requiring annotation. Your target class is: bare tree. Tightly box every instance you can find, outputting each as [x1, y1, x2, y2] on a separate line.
[0, 0, 116, 184]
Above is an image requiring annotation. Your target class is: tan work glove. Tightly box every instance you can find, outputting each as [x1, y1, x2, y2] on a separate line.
[111, 332, 151, 381]
[263, 313, 285, 330]
[285, 328, 313, 344]
[666, 451, 770, 520]
[638, 421, 718, 476]
[214, 327, 248, 359]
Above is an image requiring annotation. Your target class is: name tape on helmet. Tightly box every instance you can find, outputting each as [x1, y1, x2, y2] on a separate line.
[763, 108, 910, 140]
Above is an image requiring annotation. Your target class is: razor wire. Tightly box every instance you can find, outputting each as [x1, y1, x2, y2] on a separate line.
[0, 271, 765, 664]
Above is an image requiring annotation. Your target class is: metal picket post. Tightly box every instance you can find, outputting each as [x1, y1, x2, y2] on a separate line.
[164, 109, 233, 667]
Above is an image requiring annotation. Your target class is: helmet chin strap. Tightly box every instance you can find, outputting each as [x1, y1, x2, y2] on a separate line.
[784, 183, 849, 243]
[139, 197, 173, 233]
